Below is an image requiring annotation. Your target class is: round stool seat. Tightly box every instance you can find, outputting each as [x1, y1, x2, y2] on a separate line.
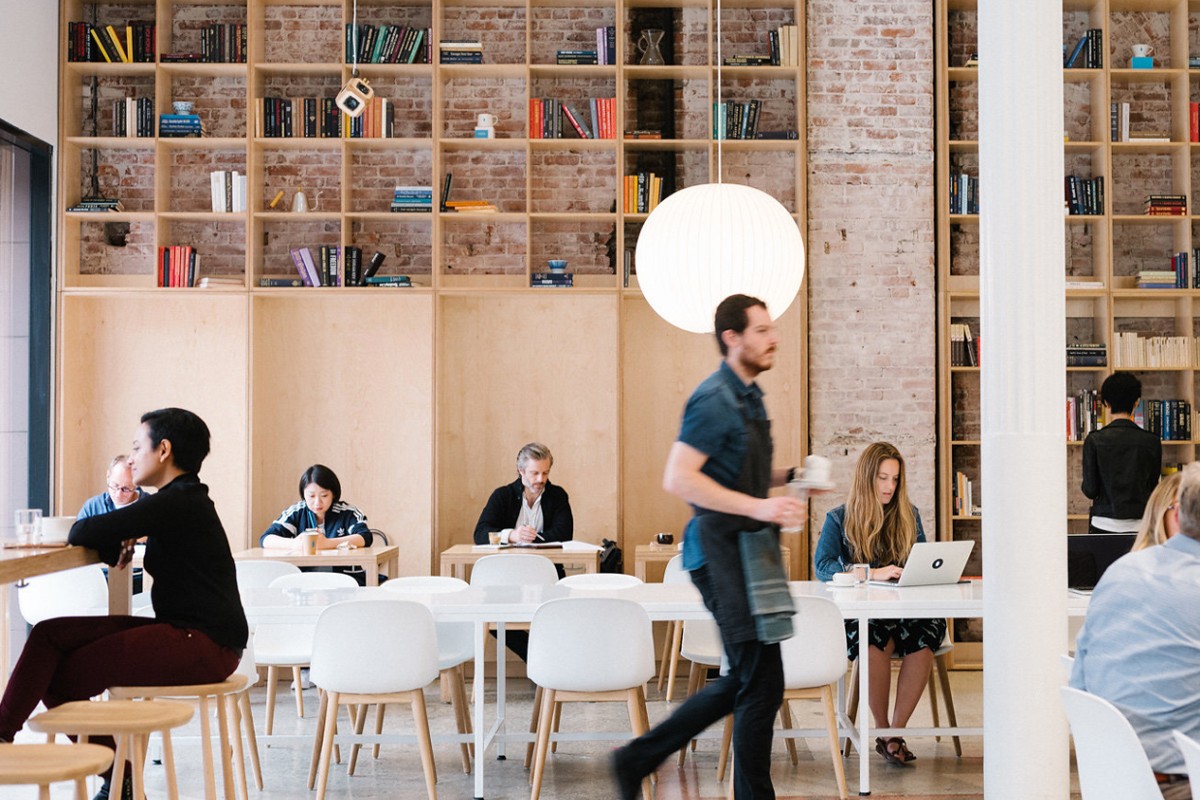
[109, 674, 249, 699]
[0, 742, 113, 784]
[29, 699, 194, 736]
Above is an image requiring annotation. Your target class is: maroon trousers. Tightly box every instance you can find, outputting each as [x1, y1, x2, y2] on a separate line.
[0, 615, 238, 772]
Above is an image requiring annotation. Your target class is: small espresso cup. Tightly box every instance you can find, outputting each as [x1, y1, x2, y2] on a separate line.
[655, 532, 674, 545]
[1131, 43, 1153, 58]
[488, 530, 502, 545]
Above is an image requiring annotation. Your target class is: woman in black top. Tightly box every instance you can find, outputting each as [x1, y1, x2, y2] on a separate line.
[0, 408, 248, 797]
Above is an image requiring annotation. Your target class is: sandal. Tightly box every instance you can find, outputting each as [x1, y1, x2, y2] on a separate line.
[875, 736, 910, 767]
[896, 738, 917, 762]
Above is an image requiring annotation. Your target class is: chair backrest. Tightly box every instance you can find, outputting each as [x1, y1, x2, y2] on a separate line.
[527, 597, 655, 692]
[235, 635, 258, 687]
[235, 560, 302, 593]
[381, 576, 469, 594]
[18, 565, 109, 625]
[382, 577, 473, 667]
[1173, 730, 1200, 794]
[310, 600, 439, 694]
[269, 571, 360, 590]
[557, 573, 642, 589]
[1061, 653, 1075, 681]
[779, 596, 846, 689]
[469, 553, 559, 587]
[369, 528, 390, 546]
[1060, 686, 1163, 799]
[680, 617, 723, 667]
[662, 554, 689, 584]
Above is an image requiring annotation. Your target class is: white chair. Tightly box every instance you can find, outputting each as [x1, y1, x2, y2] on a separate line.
[719, 597, 848, 800]
[557, 573, 642, 589]
[234, 560, 301, 595]
[308, 600, 440, 800]
[1172, 730, 1200, 793]
[255, 571, 360, 733]
[1060, 686, 1162, 799]
[527, 597, 655, 800]
[468, 553, 560, 587]
[17, 564, 149, 625]
[373, 576, 474, 774]
[656, 555, 689, 700]
[1062, 653, 1075, 680]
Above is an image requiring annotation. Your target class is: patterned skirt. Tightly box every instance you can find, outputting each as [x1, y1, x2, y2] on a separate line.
[843, 617, 947, 661]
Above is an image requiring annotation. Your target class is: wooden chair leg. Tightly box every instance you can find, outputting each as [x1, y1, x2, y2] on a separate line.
[665, 621, 684, 702]
[372, 703, 386, 759]
[448, 667, 472, 773]
[626, 687, 653, 800]
[821, 685, 849, 800]
[72, 777, 86, 800]
[678, 666, 703, 766]
[196, 695, 216, 800]
[349, 702, 369, 776]
[131, 733, 146, 800]
[844, 659, 859, 757]
[725, 753, 735, 800]
[529, 688, 556, 800]
[239, 692, 264, 790]
[927, 670, 942, 739]
[550, 700, 562, 754]
[314, 692, 339, 800]
[265, 666, 279, 735]
[293, 666, 306, 719]
[525, 685, 543, 769]
[161, 730, 180, 800]
[411, 689, 439, 799]
[308, 689, 329, 790]
[227, 693, 249, 800]
[215, 692, 236, 800]
[657, 622, 672, 691]
[936, 654, 963, 756]
[716, 715, 733, 782]
[779, 699, 799, 765]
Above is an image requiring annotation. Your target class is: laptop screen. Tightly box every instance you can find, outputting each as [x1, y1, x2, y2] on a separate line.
[1066, 533, 1136, 590]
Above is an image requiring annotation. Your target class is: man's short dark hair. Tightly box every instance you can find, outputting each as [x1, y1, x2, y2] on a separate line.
[300, 464, 343, 504]
[140, 408, 210, 474]
[1101, 372, 1142, 415]
[714, 294, 767, 356]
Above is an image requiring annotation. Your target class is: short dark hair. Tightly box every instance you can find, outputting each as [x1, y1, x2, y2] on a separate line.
[140, 408, 210, 474]
[300, 464, 342, 504]
[713, 294, 768, 356]
[1101, 372, 1142, 415]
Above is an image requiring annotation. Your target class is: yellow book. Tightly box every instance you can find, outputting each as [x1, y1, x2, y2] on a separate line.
[89, 28, 112, 63]
[126, 25, 133, 63]
[105, 24, 129, 62]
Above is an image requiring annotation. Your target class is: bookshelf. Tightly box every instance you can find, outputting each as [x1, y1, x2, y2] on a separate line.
[56, 0, 810, 577]
[936, 0, 1200, 663]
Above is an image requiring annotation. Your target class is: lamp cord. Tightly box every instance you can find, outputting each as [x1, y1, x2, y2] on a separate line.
[351, 0, 359, 77]
[715, 0, 722, 182]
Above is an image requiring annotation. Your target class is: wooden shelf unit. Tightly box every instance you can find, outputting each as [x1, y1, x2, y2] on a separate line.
[56, 0, 811, 577]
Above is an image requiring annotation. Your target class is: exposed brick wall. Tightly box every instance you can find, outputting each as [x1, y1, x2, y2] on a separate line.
[351, 219, 434, 277]
[442, 8, 526, 64]
[262, 5, 343, 63]
[806, 3, 937, 536]
[349, 147, 434, 213]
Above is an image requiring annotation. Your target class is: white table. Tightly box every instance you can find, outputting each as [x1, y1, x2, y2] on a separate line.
[244, 581, 1091, 798]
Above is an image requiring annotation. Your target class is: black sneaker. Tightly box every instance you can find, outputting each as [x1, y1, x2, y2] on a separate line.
[91, 772, 133, 800]
[611, 747, 641, 800]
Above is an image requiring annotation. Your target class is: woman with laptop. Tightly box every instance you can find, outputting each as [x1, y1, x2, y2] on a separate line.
[814, 441, 943, 767]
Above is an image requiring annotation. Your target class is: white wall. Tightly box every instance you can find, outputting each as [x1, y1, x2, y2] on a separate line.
[0, 1, 57, 145]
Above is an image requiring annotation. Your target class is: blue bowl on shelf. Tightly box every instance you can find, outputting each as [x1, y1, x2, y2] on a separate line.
[547, 259, 568, 273]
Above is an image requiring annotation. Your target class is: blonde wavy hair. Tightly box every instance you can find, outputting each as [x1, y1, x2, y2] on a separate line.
[1132, 472, 1181, 552]
[843, 442, 918, 566]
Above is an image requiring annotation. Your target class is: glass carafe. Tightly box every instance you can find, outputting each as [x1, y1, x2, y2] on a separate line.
[637, 29, 666, 65]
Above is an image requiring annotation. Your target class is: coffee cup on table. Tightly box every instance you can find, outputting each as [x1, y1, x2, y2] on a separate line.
[831, 572, 856, 587]
[300, 530, 319, 556]
[655, 532, 674, 545]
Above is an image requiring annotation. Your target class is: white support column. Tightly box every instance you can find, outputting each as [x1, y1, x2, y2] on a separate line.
[978, 1, 1068, 798]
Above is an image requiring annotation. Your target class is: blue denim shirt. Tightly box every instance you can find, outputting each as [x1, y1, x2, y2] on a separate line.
[678, 361, 768, 570]
[813, 504, 927, 581]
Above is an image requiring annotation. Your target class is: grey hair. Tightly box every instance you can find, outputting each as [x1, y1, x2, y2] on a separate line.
[516, 442, 554, 471]
[106, 454, 130, 475]
[1176, 463, 1200, 540]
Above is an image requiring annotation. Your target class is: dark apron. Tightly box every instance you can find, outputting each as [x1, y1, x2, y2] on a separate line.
[694, 407, 776, 644]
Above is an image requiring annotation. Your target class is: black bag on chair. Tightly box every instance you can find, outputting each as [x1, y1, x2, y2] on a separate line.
[599, 539, 623, 573]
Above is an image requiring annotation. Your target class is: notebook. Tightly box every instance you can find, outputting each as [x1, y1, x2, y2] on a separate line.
[1067, 533, 1135, 592]
[868, 540, 975, 588]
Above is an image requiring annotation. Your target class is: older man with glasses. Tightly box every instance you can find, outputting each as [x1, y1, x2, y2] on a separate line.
[78, 454, 147, 593]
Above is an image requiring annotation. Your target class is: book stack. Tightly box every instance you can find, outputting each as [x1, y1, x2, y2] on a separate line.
[754, 131, 800, 140]
[713, 100, 762, 140]
[723, 56, 772, 67]
[595, 26, 616, 65]
[113, 97, 154, 138]
[1137, 269, 1178, 289]
[1142, 399, 1193, 441]
[209, 171, 247, 213]
[953, 471, 976, 517]
[1110, 101, 1130, 142]
[289, 246, 341, 287]
[949, 322, 979, 367]
[1066, 343, 1107, 367]
[67, 198, 123, 213]
[197, 276, 241, 288]
[440, 40, 482, 64]
[391, 186, 433, 213]
[949, 173, 979, 214]
[624, 173, 663, 214]
[1064, 175, 1104, 215]
[1064, 29, 1103, 68]
[768, 24, 800, 66]
[157, 245, 198, 288]
[259, 277, 306, 288]
[625, 130, 663, 139]
[531, 271, 572, 288]
[68, 21, 156, 63]
[158, 114, 204, 138]
[1145, 195, 1187, 216]
[366, 275, 412, 287]
[444, 200, 498, 213]
[556, 49, 598, 65]
[201, 23, 247, 63]
[1067, 389, 1101, 442]
[345, 24, 431, 64]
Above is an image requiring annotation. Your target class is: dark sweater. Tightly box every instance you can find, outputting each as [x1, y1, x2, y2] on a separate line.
[1081, 418, 1163, 521]
[68, 473, 249, 653]
[472, 479, 573, 544]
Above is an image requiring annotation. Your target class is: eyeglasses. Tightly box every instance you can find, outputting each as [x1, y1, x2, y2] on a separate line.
[108, 483, 137, 495]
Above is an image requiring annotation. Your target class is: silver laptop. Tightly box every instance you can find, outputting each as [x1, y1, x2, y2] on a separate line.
[868, 540, 975, 587]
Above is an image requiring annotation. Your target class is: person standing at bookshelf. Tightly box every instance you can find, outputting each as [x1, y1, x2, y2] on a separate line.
[77, 454, 148, 595]
[612, 294, 805, 800]
[1082, 372, 1162, 536]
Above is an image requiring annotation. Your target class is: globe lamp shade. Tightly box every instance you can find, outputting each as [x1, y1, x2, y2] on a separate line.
[634, 182, 805, 334]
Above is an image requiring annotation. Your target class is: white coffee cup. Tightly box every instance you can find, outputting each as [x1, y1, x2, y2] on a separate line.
[39, 516, 75, 545]
[831, 572, 856, 587]
[804, 454, 831, 485]
[1131, 44, 1153, 58]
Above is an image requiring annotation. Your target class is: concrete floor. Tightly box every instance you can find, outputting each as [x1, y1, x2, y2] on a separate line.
[0, 666, 1024, 800]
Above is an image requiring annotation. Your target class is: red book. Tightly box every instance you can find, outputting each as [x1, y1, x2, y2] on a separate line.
[561, 103, 589, 139]
[1191, 102, 1198, 143]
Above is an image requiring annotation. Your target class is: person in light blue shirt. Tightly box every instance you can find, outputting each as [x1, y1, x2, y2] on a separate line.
[77, 455, 147, 519]
[1071, 461, 1200, 798]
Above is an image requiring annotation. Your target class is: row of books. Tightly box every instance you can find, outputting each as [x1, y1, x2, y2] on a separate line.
[67, 198, 123, 213]
[290, 246, 342, 287]
[713, 100, 763, 140]
[952, 471, 978, 517]
[157, 245, 199, 288]
[345, 24, 430, 64]
[1146, 194, 1187, 216]
[594, 27, 617, 65]
[392, 186, 433, 213]
[770, 25, 802, 67]
[1140, 399, 1194, 442]
[113, 98, 154, 138]
[210, 171, 247, 214]
[624, 172, 664, 214]
[531, 271, 573, 287]
[68, 21, 155, 63]
[1065, 175, 1104, 216]
[949, 323, 979, 367]
[528, 97, 617, 139]
[440, 40, 482, 64]
[256, 96, 394, 139]
[949, 172, 979, 215]
[158, 114, 204, 138]
[1066, 343, 1107, 367]
[1111, 332, 1200, 369]
[1136, 250, 1196, 289]
[1064, 29, 1104, 69]
[556, 50, 599, 66]
[1108, 103, 1168, 143]
[275, 246, 409, 287]
[1067, 388, 1101, 442]
[194, 23, 248, 64]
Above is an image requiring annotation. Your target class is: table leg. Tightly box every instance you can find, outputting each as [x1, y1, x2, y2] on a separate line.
[440, 557, 452, 578]
[366, 560, 379, 587]
[858, 615, 871, 795]
[495, 623, 507, 759]
[473, 620, 486, 799]
[108, 563, 132, 616]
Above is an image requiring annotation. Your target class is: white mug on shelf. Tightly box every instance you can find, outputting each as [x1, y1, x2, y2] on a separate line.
[1131, 43, 1153, 58]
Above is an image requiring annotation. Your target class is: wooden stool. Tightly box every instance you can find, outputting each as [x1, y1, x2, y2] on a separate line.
[110, 674, 249, 800]
[29, 699, 193, 800]
[0, 742, 114, 800]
